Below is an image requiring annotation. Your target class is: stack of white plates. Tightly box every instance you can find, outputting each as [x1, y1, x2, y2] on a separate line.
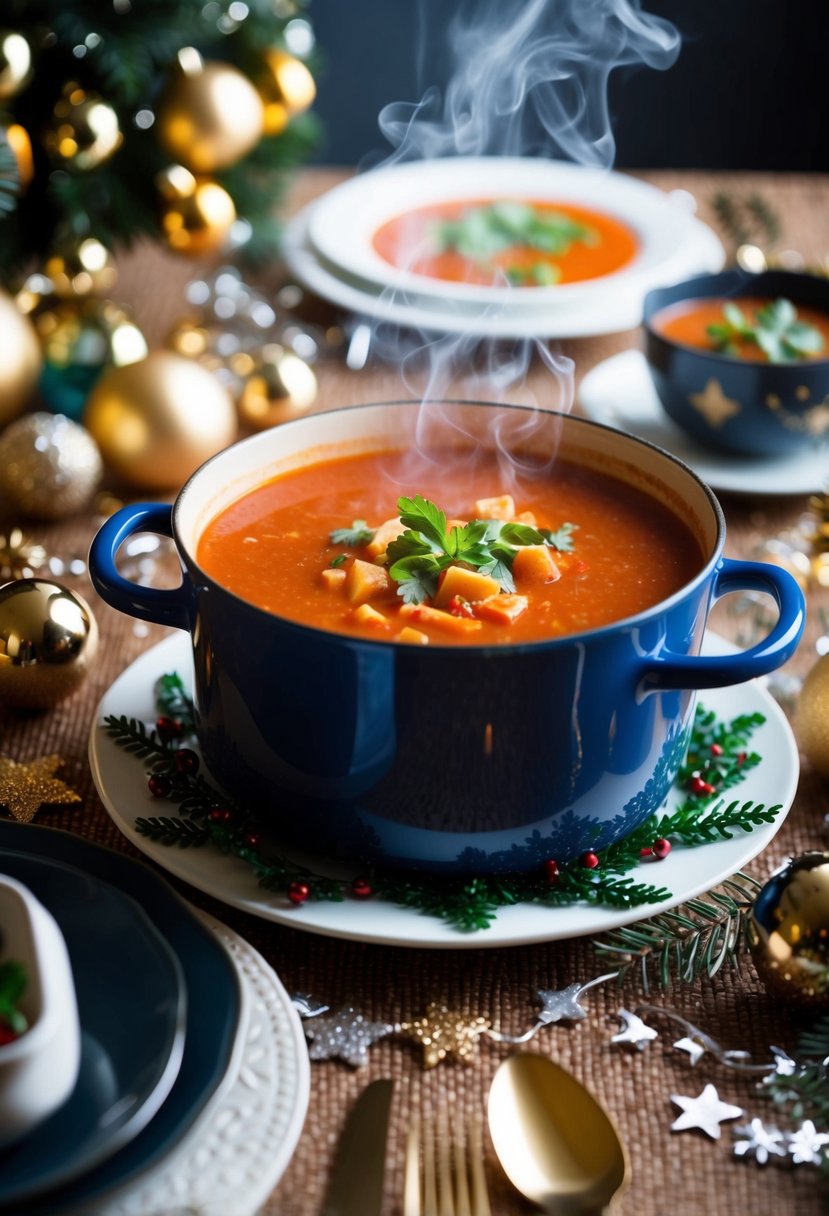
[282, 157, 725, 339]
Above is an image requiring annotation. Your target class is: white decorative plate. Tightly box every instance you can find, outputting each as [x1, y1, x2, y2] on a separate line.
[282, 160, 723, 338]
[89, 633, 797, 950]
[94, 915, 309, 1216]
[579, 348, 829, 496]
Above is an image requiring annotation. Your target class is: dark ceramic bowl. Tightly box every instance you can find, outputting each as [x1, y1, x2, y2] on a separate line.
[88, 402, 805, 875]
[643, 269, 829, 457]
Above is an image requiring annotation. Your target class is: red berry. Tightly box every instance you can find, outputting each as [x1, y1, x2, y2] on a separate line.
[148, 773, 171, 798]
[287, 881, 310, 905]
[688, 774, 714, 796]
[581, 851, 600, 869]
[351, 877, 373, 899]
[209, 808, 233, 823]
[710, 743, 723, 756]
[543, 858, 560, 884]
[175, 748, 199, 774]
[652, 837, 672, 860]
[640, 846, 654, 858]
[243, 832, 261, 849]
[156, 716, 183, 741]
[737, 751, 747, 766]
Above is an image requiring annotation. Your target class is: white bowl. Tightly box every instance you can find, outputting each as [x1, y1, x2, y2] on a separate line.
[0, 875, 81, 1147]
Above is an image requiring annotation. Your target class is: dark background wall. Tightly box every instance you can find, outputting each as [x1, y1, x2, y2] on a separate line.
[308, 0, 829, 171]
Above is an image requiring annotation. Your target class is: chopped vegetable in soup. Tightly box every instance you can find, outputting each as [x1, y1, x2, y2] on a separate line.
[196, 448, 703, 646]
[652, 296, 829, 363]
[372, 198, 637, 287]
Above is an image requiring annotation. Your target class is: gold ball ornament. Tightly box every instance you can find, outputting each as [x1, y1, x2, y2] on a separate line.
[84, 351, 237, 491]
[797, 652, 829, 777]
[157, 165, 236, 256]
[237, 344, 317, 430]
[749, 852, 829, 1009]
[157, 49, 264, 173]
[0, 287, 42, 426]
[5, 122, 33, 190]
[43, 238, 118, 299]
[0, 413, 103, 519]
[0, 579, 98, 710]
[0, 31, 32, 100]
[44, 83, 123, 171]
[257, 49, 316, 136]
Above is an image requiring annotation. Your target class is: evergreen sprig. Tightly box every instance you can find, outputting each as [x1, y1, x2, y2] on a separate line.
[0, 0, 317, 275]
[593, 874, 762, 991]
[764, 1014, 829, 1171]
[105, 687, 778, 933]
[712, 190, 783, 252]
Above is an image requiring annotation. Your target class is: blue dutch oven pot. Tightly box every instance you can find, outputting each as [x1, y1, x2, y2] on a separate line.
[89, 403, 805, 873]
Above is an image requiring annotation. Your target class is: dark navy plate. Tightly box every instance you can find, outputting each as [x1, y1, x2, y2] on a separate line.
[0, 823, 241, 1215]
[0, 853, 187, 1207]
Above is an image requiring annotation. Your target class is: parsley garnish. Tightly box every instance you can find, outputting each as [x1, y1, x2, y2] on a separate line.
[330, 554, 348, 568]
[329, 520, 376, 547]
[0, 961, 28, 1037]
[706, 298, 824, 363]
[384, 495, 577, 605]
[431, 201, 596, 268]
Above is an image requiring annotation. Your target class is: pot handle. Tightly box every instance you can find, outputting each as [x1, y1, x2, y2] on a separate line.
[88, 503, 193, 631]
[640, 557, 805, 693]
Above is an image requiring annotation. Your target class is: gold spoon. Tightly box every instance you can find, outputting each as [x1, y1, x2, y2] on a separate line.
[488, 1053, 629, 1215]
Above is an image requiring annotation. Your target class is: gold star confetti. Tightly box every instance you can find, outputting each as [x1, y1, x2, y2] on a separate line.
[399, 1002, 492, 1069]
[688, 379, 741, 428]
[0, 755, 81, 823]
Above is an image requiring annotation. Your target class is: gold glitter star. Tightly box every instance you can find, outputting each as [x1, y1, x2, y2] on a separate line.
[688, 379, 742, 428]
[0, 755, 81, 823]
[399, 1002, 492, 1069]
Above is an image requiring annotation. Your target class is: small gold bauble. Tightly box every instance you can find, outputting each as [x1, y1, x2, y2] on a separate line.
[157, 165, 236, 256]
[166, 318, 211, 359]
[44, 82, 123, 171]
[237, 344, 317, 430]
[798, 653, 829, 777]
[0, 412, 103, 519]
[257, 49, 316, 136]
[157, 49, 264, 172]
[0, 31, 32, 100]
[0, 287, 42, 427]
[5, 122, 33, 189]
[43, 238, 118, 299]
[0, 579, 98, 710]
[749, 852, 829, 1009]
[84, 351, 237, 491]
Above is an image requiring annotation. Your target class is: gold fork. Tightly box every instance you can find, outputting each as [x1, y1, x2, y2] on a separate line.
[404, 1109, 491, 1216]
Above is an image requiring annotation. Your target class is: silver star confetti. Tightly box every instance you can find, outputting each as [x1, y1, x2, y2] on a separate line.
[304, 1005, 395, 1068]
[787, 1120, 829, 1165]
[674, 1035, 707, 1066]
[733, 1118, 787, 1164]
[610, 1008, 659, 1051]
[670, 1084, 744, 1140]
[537, 983, 591, 1024]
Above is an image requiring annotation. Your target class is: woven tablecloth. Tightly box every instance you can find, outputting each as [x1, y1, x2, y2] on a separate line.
[2, 169, 828, 1215]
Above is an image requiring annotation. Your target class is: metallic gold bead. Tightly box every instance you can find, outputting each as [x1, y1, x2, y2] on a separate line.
[237, 344, 317, 431]
[257, 49, 316, 136]
[43, 83, 122, 171]
[157, 50, 264, 173]
[0, 31, 32, 100]
[749, 853, 829, 1010]
[43, 238, 118, 299]
[0, 579, 99, 709]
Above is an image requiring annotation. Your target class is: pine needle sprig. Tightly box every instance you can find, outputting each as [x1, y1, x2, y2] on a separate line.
[593, 873, 762, 991]
[134, 816, 211, 848]
[103, 714, 169, 761]
[764, 1014, 829, 1136]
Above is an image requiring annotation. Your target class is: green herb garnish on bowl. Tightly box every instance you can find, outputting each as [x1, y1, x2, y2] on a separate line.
[706, 298, 825, 363]
[0, 960, 28, 1045]
[431, 201, 596, 268]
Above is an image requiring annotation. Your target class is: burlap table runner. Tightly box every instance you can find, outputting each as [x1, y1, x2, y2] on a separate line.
[1, 170, 827, 1215]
